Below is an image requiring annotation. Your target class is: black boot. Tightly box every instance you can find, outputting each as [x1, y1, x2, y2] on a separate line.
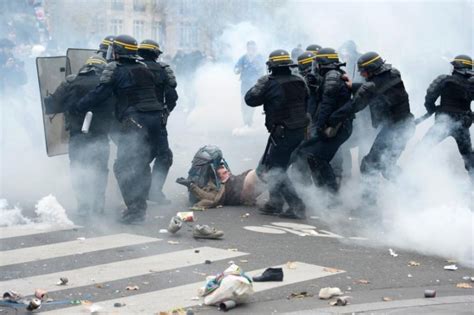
[176, 177, 193, 188]
[259, 202, 283, 216]
[279, 203, 306, 220]
[119, 207, 146, 225]
[252, 267, 284, 282]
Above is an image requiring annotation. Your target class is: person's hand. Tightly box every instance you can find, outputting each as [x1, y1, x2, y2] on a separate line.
[342, 74, 352, 89]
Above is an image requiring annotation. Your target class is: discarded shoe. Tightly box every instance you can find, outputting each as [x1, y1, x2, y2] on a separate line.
[252, 267, 283, 282]
[176, 177, 193, 188]
[167, 216, 183, 234]
[193, 225, 224, 239]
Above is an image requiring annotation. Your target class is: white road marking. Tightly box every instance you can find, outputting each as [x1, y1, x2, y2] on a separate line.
[43, 262, 345, 314]
[0, 247, 247, 294]
[243, 226, 287, 234]
[0, 233, 159, 267]
[0, 225, 82, 240]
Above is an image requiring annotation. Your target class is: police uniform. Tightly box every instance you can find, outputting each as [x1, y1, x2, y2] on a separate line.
[46, 56, 113, 215]
[421, 55, 474, 184]
[75, 35, 164, 224]
[353, 52, 415, 181]
[245, 49, 308, 219]
[138, 40, 179, 204]
[296, 48, 354, 193]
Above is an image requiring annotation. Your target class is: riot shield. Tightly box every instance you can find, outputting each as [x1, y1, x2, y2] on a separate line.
[36, 56, 69, 157]
[66, 48, 97, 75]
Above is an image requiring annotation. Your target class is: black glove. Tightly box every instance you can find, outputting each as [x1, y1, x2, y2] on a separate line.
[461, 113, 473, 128]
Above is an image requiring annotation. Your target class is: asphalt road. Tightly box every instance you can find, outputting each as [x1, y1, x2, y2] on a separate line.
[1, 200, 473, 315]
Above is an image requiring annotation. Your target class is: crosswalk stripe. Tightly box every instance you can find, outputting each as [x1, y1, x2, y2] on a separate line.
[0, 247, 247, 294]
[0, 225, 82, 240]
[43, 261, 345, 314]
[0, 233, 159, 267]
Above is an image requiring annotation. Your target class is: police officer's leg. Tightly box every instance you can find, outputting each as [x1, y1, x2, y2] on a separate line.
[380, 118, 415, 181]
[452, 123, 474, 185]
[88, 135, 110, 214]
[114, 117, 152, 222]
[419, 114, 451, 152]
[257, 138, 285, 215]
[274, 128, 306, 219]
[149, 124, 173, 204]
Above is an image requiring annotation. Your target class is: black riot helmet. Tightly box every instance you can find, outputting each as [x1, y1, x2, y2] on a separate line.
[451, 54, 472, 70]
[266, 49, 295, 70]
[98, 35, 115, 54]
[297, 51, 315, 72]
[314, 47, 340, 66]
[357, 51, 385, 74]
[306, 44, 322, 55]
[108, 34, 138, 60]
[138, 39, 163, 60]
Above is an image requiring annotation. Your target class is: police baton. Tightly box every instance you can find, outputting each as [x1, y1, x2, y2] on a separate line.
[414, 112, 433, 125]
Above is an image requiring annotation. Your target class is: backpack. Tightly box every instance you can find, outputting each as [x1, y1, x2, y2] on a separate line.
[187, 145, 230, 203]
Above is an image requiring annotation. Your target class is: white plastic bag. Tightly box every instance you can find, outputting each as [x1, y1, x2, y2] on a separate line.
[203, 274, 254, 305]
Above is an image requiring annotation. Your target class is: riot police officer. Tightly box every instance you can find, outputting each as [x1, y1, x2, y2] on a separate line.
[138, 39, 178, 205]
[98, 35, 115, 60]
[349, 51, 415, 204]
[74, 34, 165, 224]
[420, 55, 473, 184]
[295, 48, 353, 194]
[45, 55, 113, 216]
[245, 49, 308, 219]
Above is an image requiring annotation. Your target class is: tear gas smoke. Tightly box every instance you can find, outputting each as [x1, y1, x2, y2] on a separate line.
[0, 0, 472, 265]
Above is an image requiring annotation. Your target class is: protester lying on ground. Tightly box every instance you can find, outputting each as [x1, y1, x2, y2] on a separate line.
[176, 165, 264, 209]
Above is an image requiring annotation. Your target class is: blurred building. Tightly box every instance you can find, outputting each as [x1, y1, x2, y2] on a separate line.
[43, 0, 284, 57]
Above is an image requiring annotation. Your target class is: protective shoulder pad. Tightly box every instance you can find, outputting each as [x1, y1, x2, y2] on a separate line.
[65, 74, 77, 83]
[390, 67, 401, 77]
[427, 74, 450, 93]
[99, 61, 117, 84]
[323, 70, 343, 94]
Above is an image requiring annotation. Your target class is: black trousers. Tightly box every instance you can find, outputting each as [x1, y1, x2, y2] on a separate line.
[257, 127, 305, 208]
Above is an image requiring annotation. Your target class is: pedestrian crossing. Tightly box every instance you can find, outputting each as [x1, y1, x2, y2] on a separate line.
[0, 226, 346, 314]
[0, 225, 81, 239]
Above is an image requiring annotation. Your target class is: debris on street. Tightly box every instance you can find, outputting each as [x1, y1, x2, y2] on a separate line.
[218, 300, 237, 311]
[382, 297, 393, 301]
[77, 237, 86, 241]
[26, 298, 42, 311]
[252, 267, 283, 282]
[199, 264, 253, 307]
[456, 283, 473, 289]
[319, 287, 343, 300]
[241, 213, 250, 218]
[168, 216, 183, 234]
[168, 240, 180, 245]
[424, 290, 436, 298]
[56, 277, 69, 286]
[34, 288, 47, 300]
[389, 248, 398, 257]
[323, 267, 342, 273]
[126, 285, 140, 291]
[355, 279, 370, 284]
[408, 261, 420, 267]
[193, 225, 224, 239]
[176, 212, 195, 222]
[286, 261, 297, 269]
[205, 260, 212, 264]
[444, 264, 458, 271]
[114, 302, 126, 307]
[329, 296, 350, 306]
[288, 291, 312, 299]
